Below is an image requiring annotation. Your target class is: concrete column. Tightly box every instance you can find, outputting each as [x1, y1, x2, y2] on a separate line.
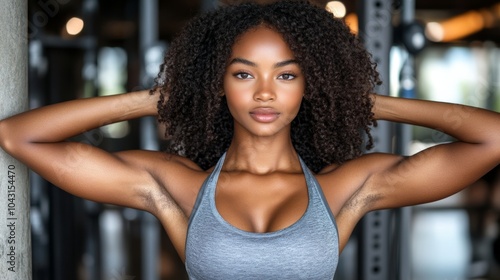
[0, 0, 32, 280]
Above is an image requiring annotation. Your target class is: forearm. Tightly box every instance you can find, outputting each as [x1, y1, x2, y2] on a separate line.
[371, 94, 500, 146]
[0, 89, 158, 148]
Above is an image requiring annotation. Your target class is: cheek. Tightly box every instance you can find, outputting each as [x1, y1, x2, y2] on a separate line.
[224, 75, 248, 98]
[289, 88, 305, 118]
[291, 98, 303, 116]
[288, 83, 305, 109]
[223, 92, 246, 119]
[224, 81, 253, 111]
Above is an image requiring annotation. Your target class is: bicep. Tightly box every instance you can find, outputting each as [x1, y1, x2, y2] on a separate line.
[18, 142, 156, 211]
[369, 142, 498, 209]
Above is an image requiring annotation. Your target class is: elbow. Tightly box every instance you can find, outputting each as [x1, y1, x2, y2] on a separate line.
[490, 125, 500, 160]
[493, 141, 500, 163]
[487, 134, 500, 163]
[0, 120, 21, 156]
[481, 116, 500, 161]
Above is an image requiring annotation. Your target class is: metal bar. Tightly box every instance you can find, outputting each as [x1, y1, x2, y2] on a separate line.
[393, 59, 414, 279]
[139, 1, 160, 280]
[0, 0, 31, 279]
[140, 0, 158, 55]
[81, 2, 100, 279]
[357, 0, 394, 279]
[393, 1, 416, 278]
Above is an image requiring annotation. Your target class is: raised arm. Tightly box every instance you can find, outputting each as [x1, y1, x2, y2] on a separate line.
[364, 94, 500, 210]
[0, 90, 161, 210]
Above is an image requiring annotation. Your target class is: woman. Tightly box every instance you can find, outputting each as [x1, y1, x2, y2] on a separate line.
[1, 1, 499, 279]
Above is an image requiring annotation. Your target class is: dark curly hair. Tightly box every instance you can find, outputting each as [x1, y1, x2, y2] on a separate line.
[153, 0, 380, 172]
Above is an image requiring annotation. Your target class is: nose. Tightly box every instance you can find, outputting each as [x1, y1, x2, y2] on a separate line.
[253, 78, 276, 102]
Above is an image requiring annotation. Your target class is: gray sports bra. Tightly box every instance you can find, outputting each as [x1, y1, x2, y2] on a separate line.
[185, 153, 339, 279]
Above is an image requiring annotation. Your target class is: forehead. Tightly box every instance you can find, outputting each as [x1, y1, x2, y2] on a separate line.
[230, 26, 295, 58]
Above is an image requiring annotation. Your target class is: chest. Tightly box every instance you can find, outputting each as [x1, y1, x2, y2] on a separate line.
[186, 172, 339, 279]
[215, 172, 309, 233]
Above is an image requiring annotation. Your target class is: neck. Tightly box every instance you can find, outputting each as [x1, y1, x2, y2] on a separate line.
[224, 131, 301, 174]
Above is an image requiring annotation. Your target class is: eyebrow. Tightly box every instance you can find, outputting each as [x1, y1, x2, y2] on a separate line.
[228, 57, 299, 68]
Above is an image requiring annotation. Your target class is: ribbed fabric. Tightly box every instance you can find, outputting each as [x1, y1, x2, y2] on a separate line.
[185, 153, 339, 279]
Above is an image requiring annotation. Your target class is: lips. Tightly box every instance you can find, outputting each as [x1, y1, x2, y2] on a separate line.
[249, 107, 280, 123]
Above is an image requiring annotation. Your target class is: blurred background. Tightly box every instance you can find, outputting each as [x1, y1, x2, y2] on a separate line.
[25, 0, 500, 279]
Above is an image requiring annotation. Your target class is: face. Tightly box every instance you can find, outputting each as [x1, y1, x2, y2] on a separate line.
[223, 26, 305, 138]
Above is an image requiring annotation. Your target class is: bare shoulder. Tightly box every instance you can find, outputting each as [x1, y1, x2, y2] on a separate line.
[314, 153, 404, 249]
[315, 152, 403, 215]
[113, 150, 210, 216]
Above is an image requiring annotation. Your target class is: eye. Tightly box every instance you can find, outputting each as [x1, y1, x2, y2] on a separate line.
[278, 73, 296, 80]
[234, 72, 253, 79]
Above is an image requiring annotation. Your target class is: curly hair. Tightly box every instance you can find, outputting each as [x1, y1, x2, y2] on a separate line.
[153, 0, 380, 172]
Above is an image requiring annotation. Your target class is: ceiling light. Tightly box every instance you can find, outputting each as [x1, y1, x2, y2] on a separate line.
[66, 17, 84, 36]
[326, 1, 347, 18]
